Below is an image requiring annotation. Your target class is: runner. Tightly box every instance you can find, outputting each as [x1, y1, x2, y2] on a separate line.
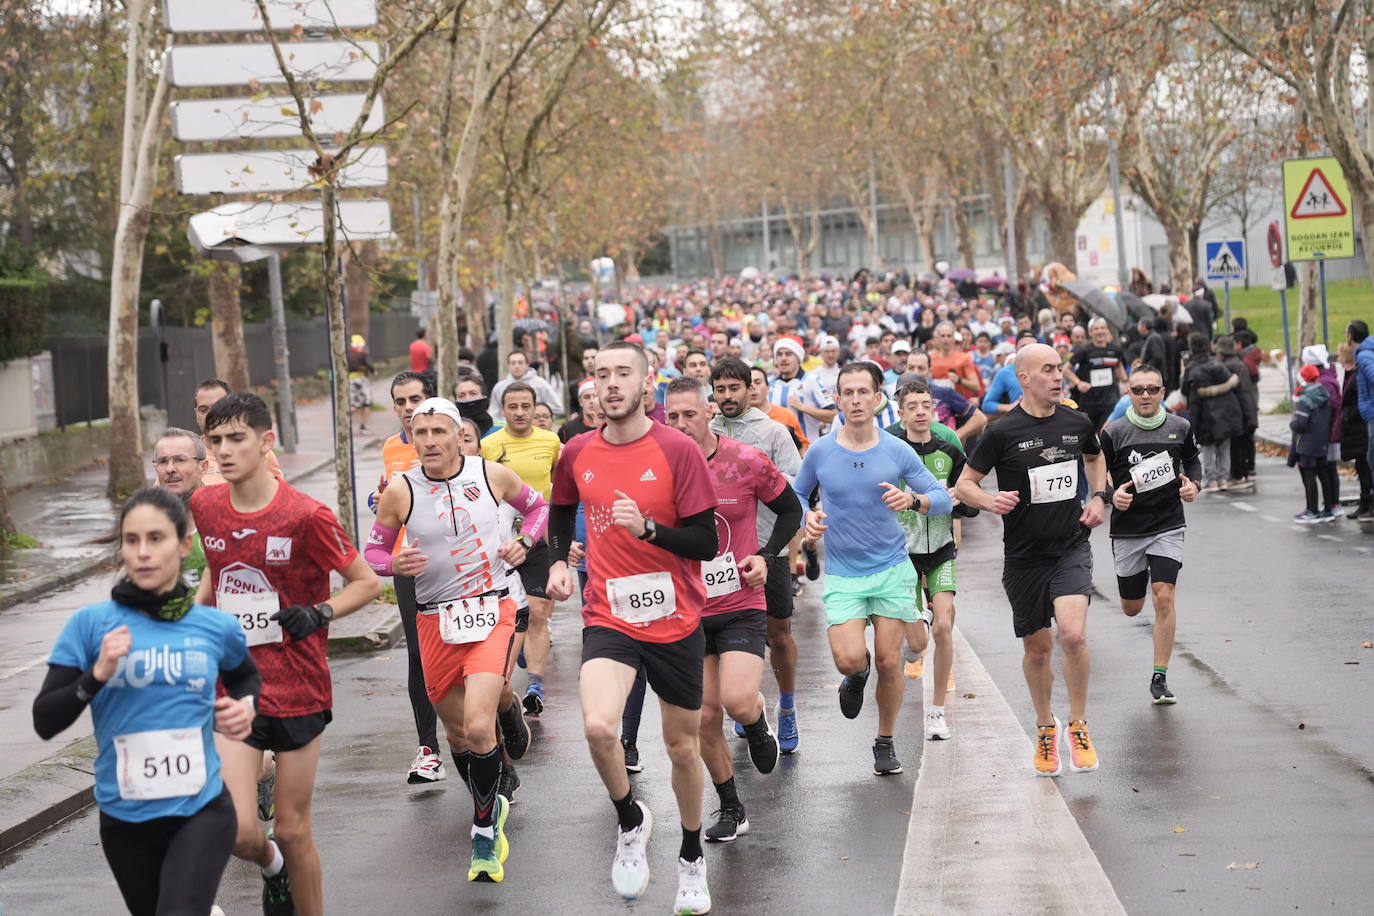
[369, 369, 447, 784]
[664, 376, 801, 842]
[709, 358, 804, 753]
[889, 379, 976, 740]
[1098, 365, 1201, 704]
[34, 488, 259, 916]
[193, 379, 281, 484]
[1064, 317, 1127, 431]
[768, 337, 835, 444]
[481, 382, 561, 717]
[152, 426, 209, 586]
[192, 393, 381, 916]
[546, 341, 718, 914]
[794, 363, 952, 775]
[367, 398, 549, 883]
[954, 344, 1107, 778]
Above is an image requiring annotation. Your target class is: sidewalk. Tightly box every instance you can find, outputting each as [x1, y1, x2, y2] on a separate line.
[0, 377, 394, 610]
[1253, 356, 1294, 452]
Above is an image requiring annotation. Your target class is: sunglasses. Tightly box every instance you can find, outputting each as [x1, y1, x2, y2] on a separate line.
[1129, 385, 1163, 395]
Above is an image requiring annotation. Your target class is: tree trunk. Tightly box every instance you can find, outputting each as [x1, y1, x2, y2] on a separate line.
[1043, 197, 1079, 266]
[344, 240, 377, 339]
[1014, 191, 1033, 280]
[209, 261, 250, 392]
[951, 198, 976, 269]
[0, 461, 15, 534]
[1297, 261, 1320, 350]
[320, 182, 357, 543]
[1161, 220, 1194, 300]
[497, 200, 516, 370]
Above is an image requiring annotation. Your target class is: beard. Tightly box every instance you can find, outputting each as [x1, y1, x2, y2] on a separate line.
[601, 386, 644, 420]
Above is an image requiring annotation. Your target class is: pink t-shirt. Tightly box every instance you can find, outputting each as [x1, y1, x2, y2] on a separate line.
[704, 436, 788, 616]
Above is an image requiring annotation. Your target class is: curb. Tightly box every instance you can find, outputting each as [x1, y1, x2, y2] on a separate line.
[327, 608, 403, 656]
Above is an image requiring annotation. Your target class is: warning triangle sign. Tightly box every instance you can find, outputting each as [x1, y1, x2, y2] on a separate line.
[1290, 168, 1348, 219]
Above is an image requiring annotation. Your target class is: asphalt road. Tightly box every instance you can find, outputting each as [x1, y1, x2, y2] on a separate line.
[1, 448, 1371, 914]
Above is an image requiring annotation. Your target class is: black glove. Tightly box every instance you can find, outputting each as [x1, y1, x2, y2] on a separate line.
[271, 604, 327, 641]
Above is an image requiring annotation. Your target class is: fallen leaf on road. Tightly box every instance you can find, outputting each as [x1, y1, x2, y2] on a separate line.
[1297, 723, 1305, 730]
[839, 856, 848, 861]
[962, 692, 977, 699]
[1344, 661, 1360, 665]
[1177, 853, 1196, 857]
[1227, 862, 1259, 870]
[1362, 642, 1372, 649]
[1131, 787, 1140, 792]
[1173, 826, 1187, 833]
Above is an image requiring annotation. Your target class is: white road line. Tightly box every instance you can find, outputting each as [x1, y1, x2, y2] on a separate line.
[0, 654, 50, 681]
[1317, 534, 1341, 542]
[1260, 515, 1280, 523]
[1230, 501, 1257, 512]
[1354, 546, 1371, 554]
[894, 628, 1124, 915]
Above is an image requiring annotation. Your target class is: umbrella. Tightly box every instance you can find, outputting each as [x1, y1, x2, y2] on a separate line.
[944, 267, 977, 281]
[1141, 293, 1171, 310]
[978, 274, 1007, 289]
[1116, 291, 1156, 323]
[513, 317, 553, 335]
[1063, 279, 1128, 333]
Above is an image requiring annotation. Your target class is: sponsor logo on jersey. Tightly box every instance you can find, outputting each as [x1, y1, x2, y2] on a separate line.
[1062, 434, 1079, 444]
[1039, 446, 1071, 463]
[232, 527, 257, 539]
[640, 468, 658, 481]
[203, 536, 227, 552]
[266, 536, 292, 563]
[1017, 438, 1045, 451]
[1128, 449, 1143, 464]
[217, 561, 273, 595]
[463, 484, 482, 502]
[582, 468, 595, 483]
[108, 645, 185, 689]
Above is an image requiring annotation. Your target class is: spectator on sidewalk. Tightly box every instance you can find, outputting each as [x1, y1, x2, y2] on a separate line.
[348, 334, 375, 432]
[1216, 335, 1258, 489]
[1337, 341, 1373, 520]
[1181, 333, 1242, 492]
[1348, 320, 1374, 515]
[1289, 362, 1335, 523]
[409, 327, 433, 372]
[1305, 345, 1344, 514]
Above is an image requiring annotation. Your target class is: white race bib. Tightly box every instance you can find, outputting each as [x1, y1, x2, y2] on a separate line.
[218, 591, 282, 647]
[1129, 451, 1176, 494]
[701, 552, 740, 599]
[1090, 368, 1114, 387]
[606, 571, 675, 624]
[438, 595, 501, 645]
[114, 728, 206, 800]
[1028, 460, 1079, 504]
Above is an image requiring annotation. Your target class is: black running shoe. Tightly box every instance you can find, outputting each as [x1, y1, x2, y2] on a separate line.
[499, 701, 532, 760]
[497, 762, 521, 802]
[804, 543, 820, 580]
[838, 657, 870, 719]
[262, 863, 294, 916]
[704, 805, 750, 843]
[257, 768, 276, 821]
[743, 706, 780, 775]
[872, 738, 903, 775]
[1150, 672, 1176, 705]
[522, 683, 545, 716]
[622, 737, 643, 774]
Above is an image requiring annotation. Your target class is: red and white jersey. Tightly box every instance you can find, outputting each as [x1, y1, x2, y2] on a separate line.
[552, 424, 716, 643]
[401, 457, 504, 605]
[191, 481, 355, 717]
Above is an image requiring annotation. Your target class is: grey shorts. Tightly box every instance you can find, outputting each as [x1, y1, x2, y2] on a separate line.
[1111, 528, 1185, 578]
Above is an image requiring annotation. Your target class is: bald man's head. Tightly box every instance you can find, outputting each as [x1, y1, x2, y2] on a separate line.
[1015, 343, 1064, 408]
[1015, 343, 1058, 375]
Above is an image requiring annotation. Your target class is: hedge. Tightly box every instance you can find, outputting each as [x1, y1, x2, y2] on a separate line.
[0, 277, 50, 363]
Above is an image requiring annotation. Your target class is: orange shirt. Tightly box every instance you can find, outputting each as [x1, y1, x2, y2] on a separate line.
[929, 349, 982, 399]
[378, 431, 420, 555]
[766, 402, 810, 454]
[201, 448, 282, 487]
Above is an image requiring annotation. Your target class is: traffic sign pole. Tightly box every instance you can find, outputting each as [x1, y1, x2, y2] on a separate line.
[1280, 285, 1294, 397]
[1319, 260, 1329, 348]
[1223, 280, 1230, 332]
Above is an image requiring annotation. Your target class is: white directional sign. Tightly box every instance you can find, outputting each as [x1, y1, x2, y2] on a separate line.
[166, 41, 378, 89]
[1203, 238, 1246, 282]
[163, 0, 377, 34]
[188, 199, 393, 262]
[175, 147, 388, 195]
[171, 93, 385, 142]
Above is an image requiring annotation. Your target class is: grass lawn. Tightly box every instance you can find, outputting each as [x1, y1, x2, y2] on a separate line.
[1221, 277, 1372, 353]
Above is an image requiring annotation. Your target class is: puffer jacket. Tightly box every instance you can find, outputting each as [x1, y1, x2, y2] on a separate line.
[1340, 369, 1368, 461]
[1357, 337, 1374, 421]
[1290, 381, 1332, 460]
[1183, 356, 1243, 443]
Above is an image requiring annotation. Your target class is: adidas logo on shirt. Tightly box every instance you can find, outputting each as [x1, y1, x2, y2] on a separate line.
[640, 468, 657, 482]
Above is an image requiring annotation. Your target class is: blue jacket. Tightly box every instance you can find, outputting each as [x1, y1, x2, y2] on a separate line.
[1357, 337, 1374, 421]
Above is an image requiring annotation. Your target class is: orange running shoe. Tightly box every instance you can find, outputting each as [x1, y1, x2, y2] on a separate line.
[1033, 717, 1063, 777]
[1067, 719, 1099, 772]
[904, 655, 924, 680]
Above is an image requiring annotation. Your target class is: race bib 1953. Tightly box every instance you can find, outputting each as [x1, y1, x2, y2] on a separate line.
[438, 595, 501, 645]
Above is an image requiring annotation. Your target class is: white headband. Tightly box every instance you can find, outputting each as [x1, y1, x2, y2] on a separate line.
[411, 397, 463, 429]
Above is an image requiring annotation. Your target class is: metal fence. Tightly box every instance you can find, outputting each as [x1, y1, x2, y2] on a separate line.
[47, 312, 419, 430]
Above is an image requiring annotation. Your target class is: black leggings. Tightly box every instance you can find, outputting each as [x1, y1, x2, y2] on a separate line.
[1354, 454, 1373, 506]
[1300, 465, 1334, 514]
[396, 575, 439, 750]
[99, 789, 236, 916]
[1230, 431, 1256, 480]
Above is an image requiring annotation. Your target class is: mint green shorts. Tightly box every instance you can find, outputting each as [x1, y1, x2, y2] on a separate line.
[822, 561, 921, 627]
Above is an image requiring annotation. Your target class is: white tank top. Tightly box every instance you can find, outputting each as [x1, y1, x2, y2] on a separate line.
[402, 457, 505, 605]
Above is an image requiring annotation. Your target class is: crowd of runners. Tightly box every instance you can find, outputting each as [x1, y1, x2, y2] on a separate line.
[31, 267, 1374, 914]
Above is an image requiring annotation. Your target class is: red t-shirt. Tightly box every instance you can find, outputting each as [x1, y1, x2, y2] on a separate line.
[704, 437, 787, 616]
[409, 338, 433, 371]
[552, 423, 716, 643]
[192, 480, 357, 717]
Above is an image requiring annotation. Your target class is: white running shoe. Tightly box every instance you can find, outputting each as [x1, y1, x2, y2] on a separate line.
[674, 856, 711, 914]
[407, 746, 446, 784]
[925, 709, 951, 741]
[611, 801, 653, 899]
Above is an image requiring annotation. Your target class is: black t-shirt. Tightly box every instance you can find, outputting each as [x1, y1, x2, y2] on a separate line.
[558, 414, 594, 443]
[1099, 413, 1203, 538]
[967, 404, 1101, 562]
[1070, 345, 1126, 409]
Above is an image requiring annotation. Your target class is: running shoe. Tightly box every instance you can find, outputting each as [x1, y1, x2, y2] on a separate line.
[210, 908, 225, 916]
[1294, 510, 1324, 524]
[674, 857, 711, 915]
[775, 704, 799, 755]
[1150, 672, 1176, 705]
[500, 702, 532, 760]
[838, 657, 869, 719]
[743, 697, 780, 774]
[791, 573, 803, 597]
[1329, 503, 1346, 517]
[1066, 719, 1099, 772]
[732, 719, 746, 739]
[1033, 718, 1063, 777]
[407, 746, 446, 785]
[903, 654, 924, 680]
[704, 804, 749, 843]
[612, 801, 653, 899]
[516, 648, 527, 669]
[261, 862, 293, 916]
[925, 709, 950, 741]
[804, 543, 820, 580]
[522, 682, 545, 716]
[497, 762, 521, 801]
[257, 768, 276, 821]
[1315, 509, 1337, 523]
[622, 737, 643, 774]
[872, 737, 903, 775]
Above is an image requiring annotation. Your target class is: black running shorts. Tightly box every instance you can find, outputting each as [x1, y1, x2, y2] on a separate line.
[517, 541, 551, 600]
[581, 625, 705, 711]
[763, 553, 794, 620]
[245, 710, 332, 753]
[1001, 541, 1093, 638]
[701, 608, 767, 658]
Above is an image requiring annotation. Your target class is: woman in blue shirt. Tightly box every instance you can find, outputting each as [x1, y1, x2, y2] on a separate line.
[33, 487, 259, 916]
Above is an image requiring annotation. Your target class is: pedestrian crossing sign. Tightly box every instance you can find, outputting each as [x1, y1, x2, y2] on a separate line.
[1203, 238, 1246, 281]
[1282, 156, 1355, 261]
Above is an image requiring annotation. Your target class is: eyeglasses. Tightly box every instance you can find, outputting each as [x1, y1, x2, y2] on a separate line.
[1128, 385, 1163, 396]
[152, 455, 198, 467]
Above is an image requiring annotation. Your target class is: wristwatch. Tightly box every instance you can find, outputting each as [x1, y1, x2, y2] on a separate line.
[516, 533, 535, 551]
[637, 518, 657, 541]
[316, 602, 335, 623]
[1091, 490, 1110, 503]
